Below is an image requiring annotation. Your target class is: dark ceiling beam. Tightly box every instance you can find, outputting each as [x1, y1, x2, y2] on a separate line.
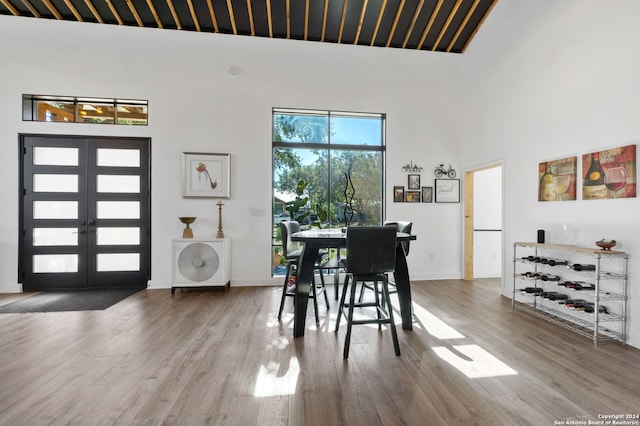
[20, 0, 41, 18]
[385, 0, 405, 47]
[461, 0, 498, 53]
[370, 0, 387, 46]
[105, 0, 124, 25]
[337, 0, 348, 43]
[447, 0, 480, 51]
[1, 0, 19, 15]
[226, 0, 237, 34]
[126, 0, 144, 27]
[41, 0, 62, 20]
[206, 0, 219, 32]
[354, 0, 368, 45]
[186, 0, 200, 31]
[320, 0, 328, 42]
[84, 0, 104, 23]
[266, 0, 272, 37]
[62, 0, 84, 22]
[303, 0, 308, 40]
[402, 0, 425, 48]
[285, 0, 290, 38]
[145, 0, 162, 28]
[432, 0, 462, 50]
[247, 0, 255, 36]
[165, 0, 181, 29]
[417, 0, 443, 50]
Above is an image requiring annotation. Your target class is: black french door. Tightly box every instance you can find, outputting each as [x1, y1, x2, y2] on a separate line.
[19, 135, 151, 290]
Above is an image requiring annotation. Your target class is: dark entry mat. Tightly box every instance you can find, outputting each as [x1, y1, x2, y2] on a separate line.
[0, 288, 143, 313]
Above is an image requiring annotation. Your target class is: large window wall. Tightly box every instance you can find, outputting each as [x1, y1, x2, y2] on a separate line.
[272, 108, 386, 274]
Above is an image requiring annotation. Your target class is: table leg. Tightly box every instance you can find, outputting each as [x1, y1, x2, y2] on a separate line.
[393, 245, 413, 331]
[293, 244, 320, 337]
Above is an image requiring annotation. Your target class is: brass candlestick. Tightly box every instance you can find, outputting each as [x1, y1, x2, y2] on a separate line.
[216, 199, 225, 238]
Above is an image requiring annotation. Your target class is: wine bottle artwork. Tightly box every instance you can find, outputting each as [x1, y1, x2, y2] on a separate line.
[604, 165, 628, 198]
[583, 152, 608, 199]
[539, 161, 557, 201]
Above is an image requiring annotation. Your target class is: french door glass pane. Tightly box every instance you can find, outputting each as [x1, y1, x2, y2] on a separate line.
[97, 201, 140, 219]
[33, 228, 78, 246]
[97, 148, 140, 167]
[33, 147, 78, 166]
[33, 201, 78, 219]
[97, 227, 140, 245]
[97, 175, 140, 193]
[33, 174, 78, 192]
[97, 253, 140, 271]
[33, 254, 78, 273]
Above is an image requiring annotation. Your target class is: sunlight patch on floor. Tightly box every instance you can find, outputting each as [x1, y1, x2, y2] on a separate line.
[432, 344, 518, 378]
[253, 357, 300, 397]
[411, 301, 466, 340]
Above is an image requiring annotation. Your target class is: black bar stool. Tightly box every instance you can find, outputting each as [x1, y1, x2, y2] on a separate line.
[277, 221, 330, 325]
[335, 226, 400, 358]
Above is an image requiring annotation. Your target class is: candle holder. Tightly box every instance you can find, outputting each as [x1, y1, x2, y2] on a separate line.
[216, 199, 225, 238]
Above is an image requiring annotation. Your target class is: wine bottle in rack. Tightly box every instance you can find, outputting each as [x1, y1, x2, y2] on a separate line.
[565, 299, 585, 308]
[573, 282, 595, 291]
[541, 274, 561, 281]
[572, 264, 596, 271]
[548, 293, 568, 301]
[518, 287, 543, 294]
[584, 152, 608, 199]
[584, 304, 608, 314]
[548, 259, 568, 266]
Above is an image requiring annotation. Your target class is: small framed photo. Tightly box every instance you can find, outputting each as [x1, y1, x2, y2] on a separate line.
[408, 174, 421, 190]
[393, 186, 405, 202]
[435, 179, 460, 203]
[421, 186, 433, 203]
[182, 152, 231, 198]
[405, 190, 421, 203]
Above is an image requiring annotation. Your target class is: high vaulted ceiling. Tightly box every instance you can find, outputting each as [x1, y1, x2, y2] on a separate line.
[0, 0, 498, 54]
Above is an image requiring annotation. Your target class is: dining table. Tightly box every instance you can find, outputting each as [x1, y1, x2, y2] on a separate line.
[290, 228, 417, 338]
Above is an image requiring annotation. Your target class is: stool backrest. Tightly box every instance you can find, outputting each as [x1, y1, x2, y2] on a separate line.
[279, 221, 301, 259]
[383, 220, 412, 256]
[346, 226, 397, 275]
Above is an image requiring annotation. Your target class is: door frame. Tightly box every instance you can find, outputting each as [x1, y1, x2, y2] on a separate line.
[18, 134, 151, 290]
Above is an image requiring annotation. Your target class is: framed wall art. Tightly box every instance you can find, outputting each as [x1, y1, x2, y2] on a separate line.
[182, 152, 231, 198]
[408, 174, 421, 190]
[405, 190, 421, 203]
[421, 186, 433, 203]
[435, 179, 460, 203]
[538, 156, 577, 202]
[393, 186, 405, 202]
[582, 144, 636, 200]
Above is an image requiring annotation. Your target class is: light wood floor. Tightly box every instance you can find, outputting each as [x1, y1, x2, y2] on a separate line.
[0, 279, 639, 426]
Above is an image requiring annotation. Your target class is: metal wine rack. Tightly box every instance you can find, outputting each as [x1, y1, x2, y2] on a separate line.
[512, 242, 628, 345]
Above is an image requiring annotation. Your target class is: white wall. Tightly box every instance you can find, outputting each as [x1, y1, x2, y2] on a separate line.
[0, 15, 464, 293]
[462, 0, 640, 347]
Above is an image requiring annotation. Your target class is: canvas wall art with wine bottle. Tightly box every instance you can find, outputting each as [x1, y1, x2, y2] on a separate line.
[538, 156, 577, 202]
[582, 144, 636, 200]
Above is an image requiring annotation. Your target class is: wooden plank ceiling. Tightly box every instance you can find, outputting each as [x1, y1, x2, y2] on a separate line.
[0, 0, 498, 54]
